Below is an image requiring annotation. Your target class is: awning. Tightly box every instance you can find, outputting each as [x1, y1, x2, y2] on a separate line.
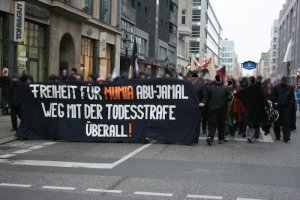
[282, 39, 292, 63]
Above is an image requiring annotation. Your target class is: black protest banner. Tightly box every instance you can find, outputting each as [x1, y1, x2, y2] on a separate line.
[16, 79, 201, 145]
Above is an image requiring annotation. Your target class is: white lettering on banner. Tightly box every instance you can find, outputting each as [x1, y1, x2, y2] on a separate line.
[105, 104, 176, 120]
[84, 104, 103, 119]
[136, 84, 188, 100]
[41, 103, 64, 118]
[67, 104, 82, 119]
[30, 85, 78, 99]
[80, 86, 102, 100]
[86, 123, 126, 137]
[14, 1, 25, 42]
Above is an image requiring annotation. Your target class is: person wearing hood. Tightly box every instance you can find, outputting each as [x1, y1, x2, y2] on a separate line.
[206, 75, 232, 145]
[273, 77, 295, 143]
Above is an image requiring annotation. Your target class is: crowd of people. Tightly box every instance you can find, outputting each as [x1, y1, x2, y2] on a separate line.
[0, 66, 298, 145]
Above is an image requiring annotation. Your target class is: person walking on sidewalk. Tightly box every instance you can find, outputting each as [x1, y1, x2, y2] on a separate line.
[273, 77, 295, 143]
[0, 68, 11, 115]
[9, 75, 22, 132]
[206, 75, 232, 146]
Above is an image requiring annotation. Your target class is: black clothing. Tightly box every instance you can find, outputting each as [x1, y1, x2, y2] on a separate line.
[273, 84, 295, 141]
[208, 107, 227, 141]
[192, 78, 208, 143]
[206, 82, 232, 142]
[206, 82, 232, 112]
[9, 81, 22, 130]
[0, 76, 11, 114]
[193, 78, 208, 104]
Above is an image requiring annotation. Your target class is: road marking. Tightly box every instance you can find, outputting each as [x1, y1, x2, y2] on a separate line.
[237, 198, 264, 200]
[86, 188, 122, 193]
[134, 191, 173, 197]
[13, 149, 32, 154]
[42, 185, 75, 191]
[28, 145, 44, 150]
[111, 144, 152, 168]
[187, 194, 223, 199]
[43, 142, 57, 145]
[2, 144, 152, 169]
[260, 128, 274, 143]
[0, 154, 16, 159]
[0, 183, 31, 188]
[8, 159, 113, 169]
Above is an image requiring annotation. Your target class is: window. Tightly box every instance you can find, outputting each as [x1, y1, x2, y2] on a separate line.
[81, 37, 94, 80]
[189, 41, 200, 53]
[100, 0, 111, 24]
[193, 0, 201, 6]
[131, 0, 135, 8]
[145, 7, 148, 16]
[192, 26, 200, 37]
[169, 1, 174, 12]
[84, 0, 93, 14]
[192, 10, 201, 22]
[17, 21, 46, 81]
[160, 47, 167, 60]
[138, 1, 141, 10]
[181, 9, 186, 24]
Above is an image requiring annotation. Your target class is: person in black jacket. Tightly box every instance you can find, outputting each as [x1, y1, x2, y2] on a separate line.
[273, 77, 295, 143]
[9, 75, 22, 131]
[187, 71, 208, 144]
[0, 68, 11, 115]
[206, 75, 232, 145]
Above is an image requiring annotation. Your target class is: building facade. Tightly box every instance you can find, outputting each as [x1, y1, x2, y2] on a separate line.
[220, 39, 241, 79]
[189, 0, 222, 67]
[0, 0, 121, 81]
[257, 51, 271, 79]
[270, 19, 279, 79]
[176, 0, 192, 75]
[118, 0, 178, 77]
[277, 0, 300, 79]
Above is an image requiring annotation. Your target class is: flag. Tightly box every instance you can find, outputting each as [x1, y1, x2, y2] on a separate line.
[190, 54, 201, 71]
[131, 38, 138, 78]
[216, 66, 226, 81]
[234, 83, 267, 122]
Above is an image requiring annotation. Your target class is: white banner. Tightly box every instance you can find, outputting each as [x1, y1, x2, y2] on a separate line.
[14, 1, 25, 42]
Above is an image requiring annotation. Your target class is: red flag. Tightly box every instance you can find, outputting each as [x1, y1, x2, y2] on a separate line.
[216, 66, 226, 80]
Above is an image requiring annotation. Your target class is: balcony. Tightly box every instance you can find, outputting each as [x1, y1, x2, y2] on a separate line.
[121, 4, 136, 23]
[179, 25, 192, 37]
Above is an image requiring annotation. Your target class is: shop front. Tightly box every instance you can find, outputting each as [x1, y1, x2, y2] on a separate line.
[15, 3, 50, 81]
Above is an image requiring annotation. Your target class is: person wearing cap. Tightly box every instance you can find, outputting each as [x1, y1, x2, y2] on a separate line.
[206, 75, 232, 145]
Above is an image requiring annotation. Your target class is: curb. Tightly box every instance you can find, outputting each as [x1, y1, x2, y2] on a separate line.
[0, 136, 17, 145]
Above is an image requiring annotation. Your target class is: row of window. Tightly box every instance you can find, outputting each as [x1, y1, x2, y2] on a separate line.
[222, 58, 233, 63]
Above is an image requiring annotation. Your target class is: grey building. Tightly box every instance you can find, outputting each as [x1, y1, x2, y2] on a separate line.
[270, 19, 279, 79]
[177, 0, 192, 75]
[118, 0, 178, 76]
[0, 0, 121, 81]
[221, 39, 241, 79]
[189, 0, 222, 67]
[277, 0, 300, 82]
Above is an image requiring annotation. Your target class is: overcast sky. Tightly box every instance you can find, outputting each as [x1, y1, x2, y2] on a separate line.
[210, 0, 285, 63]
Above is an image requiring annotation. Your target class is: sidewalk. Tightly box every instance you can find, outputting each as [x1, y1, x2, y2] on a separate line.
[0, 114, 16, 144]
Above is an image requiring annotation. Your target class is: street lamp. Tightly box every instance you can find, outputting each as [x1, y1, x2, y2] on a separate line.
[123, 34, 131, 72]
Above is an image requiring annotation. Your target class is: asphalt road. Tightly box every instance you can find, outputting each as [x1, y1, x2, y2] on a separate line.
[0, 115, 299, 200]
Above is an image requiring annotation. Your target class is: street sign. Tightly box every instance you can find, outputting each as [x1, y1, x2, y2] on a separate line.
[242, 61, 257, 70]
